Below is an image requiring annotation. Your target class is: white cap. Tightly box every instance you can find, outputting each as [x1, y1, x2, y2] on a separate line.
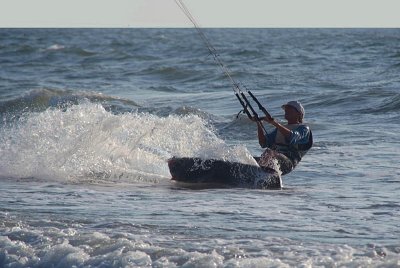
[282, 100, 305, 118]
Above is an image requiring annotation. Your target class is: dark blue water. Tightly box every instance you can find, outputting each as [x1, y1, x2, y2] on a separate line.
[1, 29, 399, 267]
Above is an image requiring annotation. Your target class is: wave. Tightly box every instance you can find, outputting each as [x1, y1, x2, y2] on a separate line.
[305, 90, 362, 113]
[1, 223, 398, 267]
[146, 85, 179, 93]
[5, 42, 98, 59]
[60, 47, 98, 57]
[0, 102, 254, 183]
[363, 93, 400, 114]
[172, 105, 216, 120]
[305, 88, 400, 115]
[0, 88, 141, 116]
[138, 65, 203, 81]
[16, 44, 37, 54]
[230, 48, 265, 59]
[45, 44, 65, 51]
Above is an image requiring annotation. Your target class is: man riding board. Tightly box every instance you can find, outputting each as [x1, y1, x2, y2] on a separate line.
[255, 100, 313, 175]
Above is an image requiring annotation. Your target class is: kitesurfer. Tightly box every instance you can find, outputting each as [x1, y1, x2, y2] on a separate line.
[254, 100, 313, 175]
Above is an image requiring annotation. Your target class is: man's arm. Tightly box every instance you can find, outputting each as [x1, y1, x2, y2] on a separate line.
[264, 118, 292, 140]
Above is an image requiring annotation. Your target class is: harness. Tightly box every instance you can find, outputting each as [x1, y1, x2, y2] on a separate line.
[273, 125, 313, 165]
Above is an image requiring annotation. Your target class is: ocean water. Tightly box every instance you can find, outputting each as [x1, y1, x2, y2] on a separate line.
[0, 28, 399, 267]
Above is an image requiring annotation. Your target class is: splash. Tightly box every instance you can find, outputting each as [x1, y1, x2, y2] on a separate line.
[46, 44, 65, 51]
[0, 102, 255, 183]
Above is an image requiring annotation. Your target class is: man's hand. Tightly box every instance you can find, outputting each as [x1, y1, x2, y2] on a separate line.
[250, 115, 260, 122]
[258, 115, 274, 123]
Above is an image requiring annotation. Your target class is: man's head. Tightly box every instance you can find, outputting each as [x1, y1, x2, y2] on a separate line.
[282, 101, 305, 123]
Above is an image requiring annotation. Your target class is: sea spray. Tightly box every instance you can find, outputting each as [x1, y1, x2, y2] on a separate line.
[0, 102, 255, 183]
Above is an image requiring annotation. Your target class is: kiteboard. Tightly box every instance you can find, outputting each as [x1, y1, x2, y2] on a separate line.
[168, 157, 282, 189]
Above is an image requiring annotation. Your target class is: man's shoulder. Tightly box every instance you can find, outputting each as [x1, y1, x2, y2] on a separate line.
[289, 123, 311, 132]
[299, 124, 311, 131]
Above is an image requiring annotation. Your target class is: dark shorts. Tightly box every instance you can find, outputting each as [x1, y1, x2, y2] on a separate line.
[257, 148, 295, 175]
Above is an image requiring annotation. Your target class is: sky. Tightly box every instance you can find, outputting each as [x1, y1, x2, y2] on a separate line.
[0, 0, 399, 27]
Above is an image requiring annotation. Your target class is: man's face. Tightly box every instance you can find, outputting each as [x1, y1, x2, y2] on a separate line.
[284, 105, 301, 122]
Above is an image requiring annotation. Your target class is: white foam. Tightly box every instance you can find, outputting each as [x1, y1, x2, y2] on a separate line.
[46, 44, 65, 51]
[0, 102, 255, 183]
[0, 226, 399, 268]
